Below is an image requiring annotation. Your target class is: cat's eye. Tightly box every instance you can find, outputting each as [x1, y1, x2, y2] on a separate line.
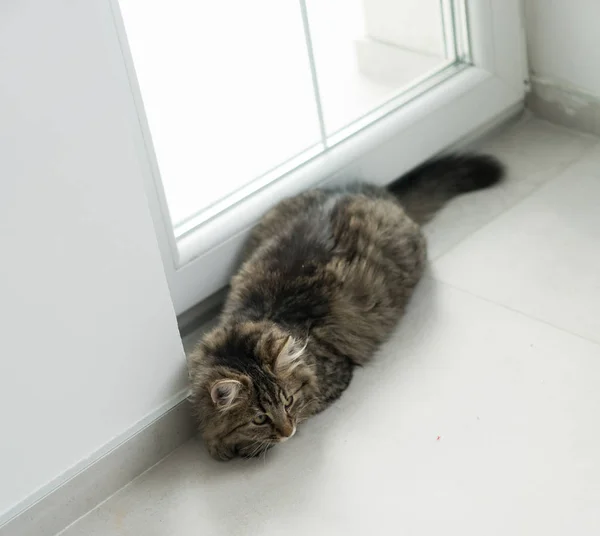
[280, 391, 293, 408]
[253, 414, 268, 425]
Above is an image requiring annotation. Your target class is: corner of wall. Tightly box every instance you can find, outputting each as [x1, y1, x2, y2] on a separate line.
[527, 76, 600, 137]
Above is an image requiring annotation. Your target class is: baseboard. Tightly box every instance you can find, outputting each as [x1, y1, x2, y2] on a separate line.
[0, 393, 195, 536]
[527, 76, 600, 137]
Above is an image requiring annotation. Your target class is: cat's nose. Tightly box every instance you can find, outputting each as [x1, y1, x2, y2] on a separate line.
[277, 422, 296, 441]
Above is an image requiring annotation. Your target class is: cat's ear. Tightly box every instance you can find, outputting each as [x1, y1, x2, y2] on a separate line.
[274, 336, 306, 375]
[210, 379, 242, 408]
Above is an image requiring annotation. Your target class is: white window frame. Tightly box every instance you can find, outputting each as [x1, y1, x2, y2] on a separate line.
[110, 0, 527, 316]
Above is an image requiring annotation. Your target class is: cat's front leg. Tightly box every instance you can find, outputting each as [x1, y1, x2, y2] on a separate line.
[207, 441, 236, 462]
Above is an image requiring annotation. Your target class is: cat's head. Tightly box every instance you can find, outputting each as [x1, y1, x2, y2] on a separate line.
[189, 320, 317, 461]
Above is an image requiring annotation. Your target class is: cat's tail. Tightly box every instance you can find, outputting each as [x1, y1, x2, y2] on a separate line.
[389, 153, 504, 224]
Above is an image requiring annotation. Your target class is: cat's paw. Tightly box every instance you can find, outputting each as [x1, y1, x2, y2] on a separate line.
[207, 443, 236, 462]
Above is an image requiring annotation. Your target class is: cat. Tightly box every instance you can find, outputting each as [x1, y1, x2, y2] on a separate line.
[189, 154, 504, 461]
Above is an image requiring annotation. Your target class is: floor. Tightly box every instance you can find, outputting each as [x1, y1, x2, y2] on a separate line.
[61, 117, 600, 535]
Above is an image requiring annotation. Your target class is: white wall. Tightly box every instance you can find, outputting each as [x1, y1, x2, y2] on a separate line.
[0, 0, 187, 521]
[525, 0, 600, 96]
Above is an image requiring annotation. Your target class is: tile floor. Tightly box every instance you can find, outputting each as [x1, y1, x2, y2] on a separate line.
[61, 117, 600, 535]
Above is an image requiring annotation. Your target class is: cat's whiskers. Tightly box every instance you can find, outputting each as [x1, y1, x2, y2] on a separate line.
[246, 440, 265, 459]
[245, 438, 272, 459]
[261, 442, 269, 465]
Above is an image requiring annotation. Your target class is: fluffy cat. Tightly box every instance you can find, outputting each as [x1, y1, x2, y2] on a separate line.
[189, 154, 503, 460]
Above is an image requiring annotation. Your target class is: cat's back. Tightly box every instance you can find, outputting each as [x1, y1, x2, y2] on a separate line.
[224, 185, 425, 328]
[252, 184, 424, 268]
[243, 184, 413, 260]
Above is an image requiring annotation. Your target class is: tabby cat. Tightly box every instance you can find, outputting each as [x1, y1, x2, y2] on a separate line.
[189, 154, 503, 460]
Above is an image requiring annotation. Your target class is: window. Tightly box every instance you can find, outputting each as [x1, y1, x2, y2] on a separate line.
[111, 0, 527, 315]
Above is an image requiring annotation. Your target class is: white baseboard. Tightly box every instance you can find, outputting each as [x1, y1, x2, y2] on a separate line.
[0, 392, 195, 536]
[527, 76, 600, 137]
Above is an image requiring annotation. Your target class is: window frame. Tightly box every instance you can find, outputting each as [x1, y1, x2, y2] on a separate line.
[110, 0, 527, 315]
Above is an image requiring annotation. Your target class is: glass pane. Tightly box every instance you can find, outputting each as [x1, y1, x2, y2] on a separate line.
[119, 1, 321, 228]
[306, 0, 455, 135]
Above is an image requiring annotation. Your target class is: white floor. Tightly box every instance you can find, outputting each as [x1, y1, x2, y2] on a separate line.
[61, 117, 600, 535]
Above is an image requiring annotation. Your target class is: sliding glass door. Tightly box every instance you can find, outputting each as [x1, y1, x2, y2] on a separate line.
[112, 0, 527, 314]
